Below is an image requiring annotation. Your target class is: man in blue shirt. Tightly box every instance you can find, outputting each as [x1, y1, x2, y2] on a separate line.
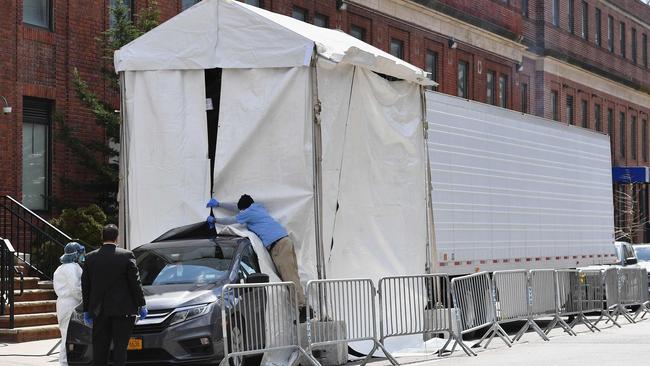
[208, 195, 306, 308]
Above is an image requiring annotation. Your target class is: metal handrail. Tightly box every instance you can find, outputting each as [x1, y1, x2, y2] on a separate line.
[1, 196, 71, 240]
[0, 238, 17, 329]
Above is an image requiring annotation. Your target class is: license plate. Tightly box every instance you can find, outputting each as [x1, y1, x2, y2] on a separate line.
[127, 338, 142, 351]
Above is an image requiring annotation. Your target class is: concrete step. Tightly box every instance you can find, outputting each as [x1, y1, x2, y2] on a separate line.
[14, 289, 56, 302]
[0, 312, 58, 328]
[13, 276, 40, 290]
[0, 324, 60, 342]
[13, 300, 57, 315]
[38, 280, 53, 290]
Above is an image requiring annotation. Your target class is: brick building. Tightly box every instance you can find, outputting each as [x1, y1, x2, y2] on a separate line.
[2, 0, 650, 240]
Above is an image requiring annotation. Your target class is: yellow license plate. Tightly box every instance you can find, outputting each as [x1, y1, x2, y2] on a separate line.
[127, 338, 142, 351]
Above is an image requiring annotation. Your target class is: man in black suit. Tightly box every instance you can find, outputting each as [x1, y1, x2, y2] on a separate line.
[81, 224, 147, 366]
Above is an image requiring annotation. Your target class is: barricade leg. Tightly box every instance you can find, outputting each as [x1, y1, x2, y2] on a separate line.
[474, 322, 512, 349]
[449, 332, 477, 357]
[569, 312, 600, 332]
[610, 304, 636, 324]
[594, 307, 621, 328]
[512, 318, 549, 342]
[544, 315, 576, 336]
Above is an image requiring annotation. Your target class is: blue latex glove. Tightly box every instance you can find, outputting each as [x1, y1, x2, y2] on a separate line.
[206, 215, 216, 229]
[138, 306, 148, 319]
[83, 312, 93, 326]
[206, 198, 220, 208]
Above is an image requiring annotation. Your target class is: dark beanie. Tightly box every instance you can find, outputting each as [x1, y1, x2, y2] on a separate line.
[237, 194, 254, 210]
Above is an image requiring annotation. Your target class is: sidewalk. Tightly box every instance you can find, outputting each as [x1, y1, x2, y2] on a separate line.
[0, 317, 648, 365]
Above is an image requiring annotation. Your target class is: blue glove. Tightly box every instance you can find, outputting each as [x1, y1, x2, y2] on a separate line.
[83, 312, 93, 326]
[206, 198, 220, 208]
[138, 306, 148, 319]
[206, 215, 216, 229]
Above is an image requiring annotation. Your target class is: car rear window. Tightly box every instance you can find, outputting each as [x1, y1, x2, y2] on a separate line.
[135, 243, 236, 285]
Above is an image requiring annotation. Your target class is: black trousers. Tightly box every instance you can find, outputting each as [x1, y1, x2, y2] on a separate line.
[92, 314, 136, 366]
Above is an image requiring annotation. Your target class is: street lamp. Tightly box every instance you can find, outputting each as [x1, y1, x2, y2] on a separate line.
[1, 96, 11, 114]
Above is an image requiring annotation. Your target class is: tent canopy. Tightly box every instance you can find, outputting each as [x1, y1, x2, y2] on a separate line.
[114, 0, 434, 86]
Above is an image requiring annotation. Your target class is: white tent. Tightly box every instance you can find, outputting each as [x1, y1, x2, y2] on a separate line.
[115, 0, 435, 284]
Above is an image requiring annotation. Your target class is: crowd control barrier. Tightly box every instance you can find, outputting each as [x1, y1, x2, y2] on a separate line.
[637, 268, 650, 319]
[378, 274, 473, 357]
[451, 272, 512, 355]
[492, 270, 549, 342]
[529, 270, 575, 337]
[220, 282, 320, 366]
[618, 267, 649, 323]
[592, 268, 622, 328]
[555, 270, 599, 332]
[306, 279, 398, 366]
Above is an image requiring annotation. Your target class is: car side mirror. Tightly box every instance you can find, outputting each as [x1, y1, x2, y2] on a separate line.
[626, 257, 638, 265]
[244, 273, 269, 284]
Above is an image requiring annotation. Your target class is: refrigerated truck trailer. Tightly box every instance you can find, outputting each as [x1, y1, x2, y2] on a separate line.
[426, 91, 616, 275]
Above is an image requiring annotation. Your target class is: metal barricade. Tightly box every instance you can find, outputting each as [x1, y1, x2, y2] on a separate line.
[450, 272, 511, 354]
[564, 270, 599, 332]
[220, 282, 319, 366]
[618, 267, 647, 323]
[378, 274, 473, 357]
[637, 268, 650, 319]
[593, 268, 622, 328]
[554, 269, 599, 332]
[306, 279, 398, 366]
[492, 270, 548, 342]
[530, 270, 575, 337]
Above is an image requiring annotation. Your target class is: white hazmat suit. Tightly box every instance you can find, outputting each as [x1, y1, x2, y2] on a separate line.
[53, 262, 83, 366]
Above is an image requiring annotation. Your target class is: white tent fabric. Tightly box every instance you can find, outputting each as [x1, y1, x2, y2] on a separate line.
[121, 70, 211, 247]
[212, 67, 317, 282]
[114, 0, 432, 86]
[326, 68, 428, 283]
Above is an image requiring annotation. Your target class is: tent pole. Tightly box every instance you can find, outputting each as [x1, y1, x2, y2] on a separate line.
[118, 71, 130, 249]
[421, 87, 435, 274]
[310, 49, 326, 280]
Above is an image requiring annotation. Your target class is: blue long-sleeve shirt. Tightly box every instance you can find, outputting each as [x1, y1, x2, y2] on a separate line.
[214, 203, 288, 247]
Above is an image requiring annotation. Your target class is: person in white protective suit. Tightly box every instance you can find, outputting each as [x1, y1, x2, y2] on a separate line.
[53, 242, 85, 366]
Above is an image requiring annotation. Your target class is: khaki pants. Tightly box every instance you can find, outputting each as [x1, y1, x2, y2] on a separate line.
[269, 236, 305, 306]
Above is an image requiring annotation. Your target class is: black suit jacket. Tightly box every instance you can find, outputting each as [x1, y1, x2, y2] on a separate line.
[81, 244, 146, 317]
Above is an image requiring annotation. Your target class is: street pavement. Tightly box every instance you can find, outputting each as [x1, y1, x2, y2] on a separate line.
[0, 316, 648, 365]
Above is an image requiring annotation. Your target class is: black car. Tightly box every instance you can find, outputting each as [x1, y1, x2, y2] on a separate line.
[66, 222, 268, 365]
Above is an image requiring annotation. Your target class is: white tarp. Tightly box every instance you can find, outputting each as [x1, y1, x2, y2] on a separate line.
[114, 0, 432, 86]
[212, 67, 317, 282]
[121, 70, 211, 247]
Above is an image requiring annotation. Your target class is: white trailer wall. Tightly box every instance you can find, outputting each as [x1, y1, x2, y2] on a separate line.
[426, 92, 615, 274]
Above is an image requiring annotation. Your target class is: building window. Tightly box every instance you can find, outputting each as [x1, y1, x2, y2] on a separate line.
[641, 34, 648, 68]
[552, 0, 559, 27]
[594, 103, 602, 131]
[620, 22, 626, 58]
[568, 0, 575, 34]
[581, 1, 588, 39]
[521, 83, 529, 113]
[632, 28, 637, 64]
[350, 25, 366, 41]
[608, 16, 614, 52]
[390, 38, 404, 59]
[498, 75, 508, 108]
[110, 0, 133, 28]
[595, 8, 601, 46]
[22, 98, 52, 211]
[314, 13, 329, 28]
[581, 99, 588, 128]
[522, 0, 529, 17]
[243, 0, 261, 6]
[566, 95, 575, 125]
[607, 108, 614, 142]
[23, 0, 52, 29]
[631, 115, 637, 160]
[425, 50, 438, 90]
[292, 6, 307, 22]
[486, 71, 496, 105]
[643, 119, 648, 161]
[620, 112, 626, 158]
[181, 0, 200, 11]
[457, 60, 469, 98]
[551, 90, 559, 121]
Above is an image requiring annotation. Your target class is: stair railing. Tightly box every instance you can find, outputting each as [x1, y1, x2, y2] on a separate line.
[0, 238, 21, 329]
[0, 196, 71, 280]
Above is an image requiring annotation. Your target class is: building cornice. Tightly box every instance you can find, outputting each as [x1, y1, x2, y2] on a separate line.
[348, 0, 527, 62]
